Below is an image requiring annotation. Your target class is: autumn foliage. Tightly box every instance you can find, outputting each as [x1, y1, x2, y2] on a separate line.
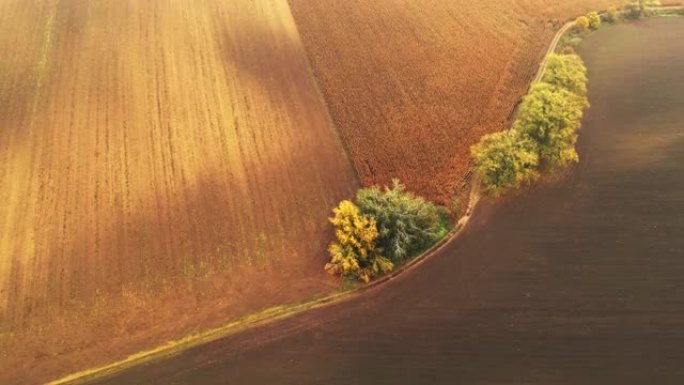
[325, 200, 393, 283]
[514, 82, 588, 168]
[587, 11, 602, 30]
[625, 0, 661, 19]
[288, 0, 624, 204]
[542, 53, 589, 97]
[575, 15, 590, 31]
[471, 51, 590, 195]
[326, 181, 446, 282]
[471, 131, 539, 196]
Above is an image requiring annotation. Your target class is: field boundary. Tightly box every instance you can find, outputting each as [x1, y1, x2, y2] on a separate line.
[285, 2, 361, 188]
[44, 10, 574, 385]
[49, 184, 481, 385]
[48, 5, 682, 384]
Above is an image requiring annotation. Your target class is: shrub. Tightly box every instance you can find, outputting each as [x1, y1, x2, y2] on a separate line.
[471, 130, 539, 196]
[603, 7, 620, 23]
[356, 180, 440, 262]
[625, 0, 661, 19]
[558, 35, 584, 53]
[542, 53, 589, 96]
[560, 46, 575, 55]
[575, 15, 590, 31]
[587, 11, 601, 30]
[325, 200, 393, 282]
[514, 82, 588, 168]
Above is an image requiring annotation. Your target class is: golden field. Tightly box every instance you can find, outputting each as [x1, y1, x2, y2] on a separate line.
[0, 0, 356, 383]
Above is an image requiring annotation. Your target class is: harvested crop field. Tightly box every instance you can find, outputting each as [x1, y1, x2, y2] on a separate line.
[0, 0, 357, 383]
[288, 0, 623, 203]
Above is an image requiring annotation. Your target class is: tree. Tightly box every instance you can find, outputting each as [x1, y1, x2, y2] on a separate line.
[471, 130, 539, 196]
[356, 180, 440, 262]
[325, 200, 393, 283]
[625, 0, 661, 19]
[542, 53, 589, 96]
[587, 11, 601, 30]
[514, 82, 588, 168]
[603, 7, 620, 23]
[575, 15, 590, 31]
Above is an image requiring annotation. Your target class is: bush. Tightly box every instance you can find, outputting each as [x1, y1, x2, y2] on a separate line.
[471, 130, 539, 196]
[603, 7, 620, 23]
[575, 15, 590, 31]
[560, 46, 575, 55]
[514, 82, 588, 168]
[542, 53, 589, 96]
[356, 180, 441, 262]
[557, 35, 583, 53]
[587, 11, 602, 30]
[625, 0, 661, 19]
[325, 200, 393, 283]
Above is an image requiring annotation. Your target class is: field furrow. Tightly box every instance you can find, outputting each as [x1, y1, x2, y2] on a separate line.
[287, 0, 623, 203]
[0, 0, 357, 383]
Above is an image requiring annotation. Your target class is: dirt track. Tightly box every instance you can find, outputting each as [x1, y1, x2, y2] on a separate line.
[88, 18, 684, 384]
[0, 0, 630, 383]
[0, 0, 356, 383]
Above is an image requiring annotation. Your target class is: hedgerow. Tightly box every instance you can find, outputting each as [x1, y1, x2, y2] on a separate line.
[471, 49, 589, 194]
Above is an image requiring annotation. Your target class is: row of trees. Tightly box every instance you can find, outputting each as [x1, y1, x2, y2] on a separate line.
[325, 180, 445, 282]
[624, 0, 661, 19]
[558, 11, 602, 54]
[575, 11, 602, 32]
[324, 2, 664, 282]
[471, 52, 589, 196]
[601, 0, 662, 24]
[567, 1, 664, 53]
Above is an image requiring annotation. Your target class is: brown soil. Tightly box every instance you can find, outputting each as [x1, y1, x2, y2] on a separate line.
[0, 0, 631, 383]
[287, 0, 624, 204]
[0, 0, 357, 384]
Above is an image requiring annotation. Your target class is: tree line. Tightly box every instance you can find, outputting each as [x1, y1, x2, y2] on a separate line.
[471, 52, 589, 196]
[323, 1, 669, 283]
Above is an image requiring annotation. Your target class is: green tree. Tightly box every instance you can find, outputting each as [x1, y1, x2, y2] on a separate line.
[575, 15, 590, 31]
[356, 180, 440, 262]
[542, 53, 589, 96]
[471, 130, 539, 196]
[587, 11, 601, 30]
[325, 200, 393, 283]
[514, 82, 588, 168]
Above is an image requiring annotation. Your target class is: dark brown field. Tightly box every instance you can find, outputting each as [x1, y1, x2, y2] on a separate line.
[288, 0, 622, 203]
[0, 0, 632, 384]
[0, 0, 357, 383]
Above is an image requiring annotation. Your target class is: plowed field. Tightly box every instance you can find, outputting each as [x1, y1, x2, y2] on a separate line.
[288, 0, 622, 203]
[0, 0, 356, 383]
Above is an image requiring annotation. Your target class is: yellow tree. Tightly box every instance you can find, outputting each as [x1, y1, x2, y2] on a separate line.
[325, 200, 393, 282]
[575, 15, 589, 31]
[586, 11, 601, 30]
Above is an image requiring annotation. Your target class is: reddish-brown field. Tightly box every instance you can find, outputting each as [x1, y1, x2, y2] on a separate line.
[0, 0, 357, 383]
[288, 0, 623, 204]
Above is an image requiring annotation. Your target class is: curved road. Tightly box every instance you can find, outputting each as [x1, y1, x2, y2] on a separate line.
[94, 18, 684, 385]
